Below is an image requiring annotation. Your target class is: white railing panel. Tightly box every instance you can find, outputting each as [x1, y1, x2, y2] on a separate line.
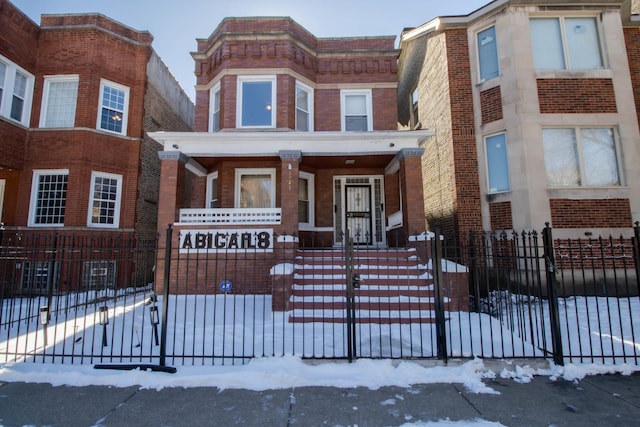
[179, 208, 282, 225]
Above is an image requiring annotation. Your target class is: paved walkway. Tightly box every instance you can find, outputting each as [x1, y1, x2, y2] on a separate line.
[1, 374, 639, 426]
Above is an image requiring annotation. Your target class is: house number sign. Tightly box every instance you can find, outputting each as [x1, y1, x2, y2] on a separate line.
[179, 229, 273, 253]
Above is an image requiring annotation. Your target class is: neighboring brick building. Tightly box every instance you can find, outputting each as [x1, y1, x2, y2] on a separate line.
[150, 17, 432, 293]
[398, 0, 640, 243]
[0, 0, 193, 291]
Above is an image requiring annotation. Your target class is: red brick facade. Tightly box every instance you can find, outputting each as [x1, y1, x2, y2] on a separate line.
[480, 86, 503, 124]
[550, 199, 632, 229]
[489, 201, 513, 231]
[537, 78, 617, 114]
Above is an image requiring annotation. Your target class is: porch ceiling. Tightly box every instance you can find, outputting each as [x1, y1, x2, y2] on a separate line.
[194, 154, 395, 170]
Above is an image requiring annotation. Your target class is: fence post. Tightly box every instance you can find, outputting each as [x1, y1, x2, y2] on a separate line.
[633, 221, 640, 292]
[431, 225, 448, 362]
[542, 223, 564, 366]
[159, 224, 172, 367]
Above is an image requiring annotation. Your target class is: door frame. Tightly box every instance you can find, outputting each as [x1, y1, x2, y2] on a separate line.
[333, 175, 385, 247]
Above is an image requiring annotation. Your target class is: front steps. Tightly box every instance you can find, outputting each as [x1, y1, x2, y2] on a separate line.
[288, 248, 448, 324]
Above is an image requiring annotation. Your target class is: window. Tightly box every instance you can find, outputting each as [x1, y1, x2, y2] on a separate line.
[29, 170, 69, 227]
[235, 168, 276, 208]
[83, 260, 116, 289]
[485, 133, 510, 193]
[410, 87, 420, 129]
[341, 89, 372, 131]
[97, 79, 129, 135]
[207, 172, 219, 208]
[295, 81, 313, 131]
[88, 172, 122, 228]
[299, 172, 315, 227]
[542, 128, 621, 187]
[477, 25, 499, 81]
[209, 83, 221, 132]
[530, 17, 603, 70]
[40, 75, 79, 128]
[237, 76, 276, 128]
[22, 261, 59, 292]
[0, 55, 34, 126]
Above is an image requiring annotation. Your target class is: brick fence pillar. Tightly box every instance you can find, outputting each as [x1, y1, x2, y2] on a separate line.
[399, 148, 426, 235]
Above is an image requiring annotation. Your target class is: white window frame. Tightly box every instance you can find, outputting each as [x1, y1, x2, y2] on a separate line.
[298, 171, 315, 229]
[206, 171, 219, 208]
[340, 89, 373, 132]
[410, 87, 420, 129]
[39, 75, 79, 128]
[234, 168, 276, 208]
[209, 82, 221, 132]
[0, 54, 34, 126]
[476, 25, 500, 82]
[87, 171, 123, 228]
[28, 169, 69, 227]
[96, 78, 130, 135]
[530, 15, 605, 71]
[295, 81, 314, 132]
[542, 127, 623, 188]
[484, 132, 511, 194]
[236, 75, 277, 129]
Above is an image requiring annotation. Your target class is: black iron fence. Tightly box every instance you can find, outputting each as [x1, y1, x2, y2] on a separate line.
[0, 223, 638, 367]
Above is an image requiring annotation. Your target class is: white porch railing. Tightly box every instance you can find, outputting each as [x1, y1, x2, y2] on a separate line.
[179, 208, 282, 225]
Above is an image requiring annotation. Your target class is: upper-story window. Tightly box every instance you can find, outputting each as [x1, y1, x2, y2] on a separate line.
[477, 25, 499, 81]
[295, 81, 314, 132]
[530, 17, 603, 70]
[410, 87, 420, 129]
[40, 75, 79, 128]
[237, 76, 276, 128]
[97, 79, 129, 135]
[0, 54, 34, 126]
[341, 89, 372, 132]
[209, 82, 221, 132]
[542, 127, 621, 187]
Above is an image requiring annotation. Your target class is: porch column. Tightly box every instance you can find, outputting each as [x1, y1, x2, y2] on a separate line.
[278, 150, 301, 235]
[398, 148, 426, 234]
[156, 151, 189, 294]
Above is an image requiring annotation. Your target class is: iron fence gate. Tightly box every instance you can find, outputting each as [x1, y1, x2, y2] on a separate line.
[1, 224, 639, 367]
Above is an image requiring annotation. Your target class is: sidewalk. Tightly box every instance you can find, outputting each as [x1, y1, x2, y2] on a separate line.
[1, 373, 639, 427]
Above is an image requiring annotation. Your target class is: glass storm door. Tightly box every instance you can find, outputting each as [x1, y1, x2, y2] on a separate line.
[345, 185, 372, 245]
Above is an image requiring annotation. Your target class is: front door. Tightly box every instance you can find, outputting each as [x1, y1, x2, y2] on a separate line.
[345, 185, 372, 245]
[333, 176, 385, 247]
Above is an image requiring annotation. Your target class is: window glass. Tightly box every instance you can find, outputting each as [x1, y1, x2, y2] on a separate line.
[298, 177, 309, 222]
[582, 128, 619, 186]
[530, 18, 565, 70]
[241, 80, 273, 127]
[411, 88, 419, 128]
[89, 173, 121, 227]
[344, 93, 368, 131]
[211, 86, 220, 132]
[543, 128, 620, 187]
[296, 86, 309, 131]
[485, 133, 510, 193]
[32, 172, 69, 226]
[531, 17, 602, 70]
[565, 17, 602, 69]
[10, 71, 27, 121]
[477, 26, 499, 81]
[0, 62, 6, 110]
[99, 81, 128, 134]
[207, 172, 218, 208]
[239, 173, 273, 208]
[42, 77, 78, 128]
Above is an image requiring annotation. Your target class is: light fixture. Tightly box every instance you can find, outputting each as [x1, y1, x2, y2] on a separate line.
[172, 144, 179, 149]
[345, 159, 355, 165]
[98, 306, 109, 325]
[265, 104, 272, 111]
[39, 306, 49, 325]
[149, 305, 160, 325]
[112, 114, 122, 121]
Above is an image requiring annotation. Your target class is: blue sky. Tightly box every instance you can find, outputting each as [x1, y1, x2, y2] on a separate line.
[11, 0, 491, 101]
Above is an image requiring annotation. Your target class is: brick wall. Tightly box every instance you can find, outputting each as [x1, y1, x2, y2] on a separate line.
[489, 201, 513, 230]
[550, 198, 632, 228]
[537, 78, 617, 114]
[624, 28, 640, 133]
[0, 0, 39, 71]
[480, 86, 503, 124]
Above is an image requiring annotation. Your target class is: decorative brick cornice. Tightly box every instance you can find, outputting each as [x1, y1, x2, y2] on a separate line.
[158, 151, 190, 163]
[279, 150, 302, 160]
[397, 147, 425, 159]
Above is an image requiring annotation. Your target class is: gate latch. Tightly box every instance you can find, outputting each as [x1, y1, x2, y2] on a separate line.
[352, 273, 361, 289]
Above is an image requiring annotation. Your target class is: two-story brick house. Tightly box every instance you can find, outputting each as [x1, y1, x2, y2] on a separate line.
[398, 0, 640, 244]
[0, 0, 193, 292]
[149, 17, 433, 296]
